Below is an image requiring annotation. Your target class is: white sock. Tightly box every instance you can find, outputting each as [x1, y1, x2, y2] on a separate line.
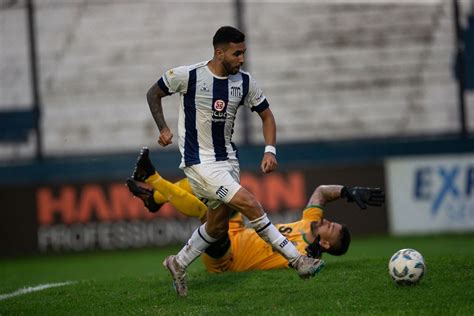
[249, 213, 300, 264]
[175, 223, 218, 268]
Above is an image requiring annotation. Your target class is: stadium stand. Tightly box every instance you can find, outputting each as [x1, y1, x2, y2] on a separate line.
[0, 0, 472, 160]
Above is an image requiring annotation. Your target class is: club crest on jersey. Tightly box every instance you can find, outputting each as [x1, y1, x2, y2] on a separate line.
[230, 86, 242, 97]
[214, 100, 225, 112]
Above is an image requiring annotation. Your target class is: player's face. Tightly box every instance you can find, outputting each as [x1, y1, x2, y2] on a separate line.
[312, 219, 343, 249]
[221, 42, 246, 75]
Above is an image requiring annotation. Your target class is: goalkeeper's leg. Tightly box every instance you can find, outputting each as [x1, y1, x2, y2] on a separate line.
[146, 172, 207, 219]
[131, 147, 207, 218]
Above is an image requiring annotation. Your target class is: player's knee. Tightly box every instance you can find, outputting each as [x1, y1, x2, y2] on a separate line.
[230, 189, 264, 220]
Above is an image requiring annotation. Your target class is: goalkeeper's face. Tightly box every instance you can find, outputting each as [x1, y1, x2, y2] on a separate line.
[312, 219, 343, 250]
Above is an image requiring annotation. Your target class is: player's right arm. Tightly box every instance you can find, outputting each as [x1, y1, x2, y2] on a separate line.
[147, 66, 189, 147]
[147, 83, 173, 146]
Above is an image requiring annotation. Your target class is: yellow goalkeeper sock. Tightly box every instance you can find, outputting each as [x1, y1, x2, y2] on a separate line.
[174, 177, 194, 194]
[146, 173, 167, 204]
[146, 173, 207, 218]
[152, 190, 167, 204]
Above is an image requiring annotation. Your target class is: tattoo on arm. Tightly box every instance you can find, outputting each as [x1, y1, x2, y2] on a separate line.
[147, 83, 169, 131]
[321, 185, 344, 203]
[307, 185, 344, 207]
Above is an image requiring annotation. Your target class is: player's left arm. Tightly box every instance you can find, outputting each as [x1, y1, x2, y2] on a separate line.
[245, 74, 277, 174]
[257, 108, 278, 174]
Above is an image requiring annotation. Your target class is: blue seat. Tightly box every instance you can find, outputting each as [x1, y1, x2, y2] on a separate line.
[0, 109, 36, 142]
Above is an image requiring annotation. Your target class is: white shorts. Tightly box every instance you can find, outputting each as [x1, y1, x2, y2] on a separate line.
[183, 160, 241, 209]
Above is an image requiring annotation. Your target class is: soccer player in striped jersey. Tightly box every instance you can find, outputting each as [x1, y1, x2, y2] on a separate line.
[145, 26, 324, 296]
[127, 154, 385, 273]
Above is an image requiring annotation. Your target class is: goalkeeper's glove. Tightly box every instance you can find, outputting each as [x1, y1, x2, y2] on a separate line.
[340, 186, 385, 210]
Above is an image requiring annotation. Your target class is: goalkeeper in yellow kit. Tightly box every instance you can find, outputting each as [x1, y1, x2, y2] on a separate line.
[127, 148, 385, 273]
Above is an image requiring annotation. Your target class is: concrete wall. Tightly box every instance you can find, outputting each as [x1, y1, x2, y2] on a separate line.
[1, 0, 473, 161]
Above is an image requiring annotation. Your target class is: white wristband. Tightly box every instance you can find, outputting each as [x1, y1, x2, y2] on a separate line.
[264, 145, 276, 155]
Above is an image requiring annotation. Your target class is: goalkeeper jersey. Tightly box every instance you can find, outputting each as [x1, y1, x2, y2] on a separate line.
[202, 206, 324, 273]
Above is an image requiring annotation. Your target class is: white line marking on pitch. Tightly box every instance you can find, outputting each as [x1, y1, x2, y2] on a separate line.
[0, 281, 76, 301]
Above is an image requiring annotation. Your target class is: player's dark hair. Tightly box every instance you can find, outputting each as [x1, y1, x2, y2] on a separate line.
[213, 26, 245, 48]
[327, 224, 351, 256]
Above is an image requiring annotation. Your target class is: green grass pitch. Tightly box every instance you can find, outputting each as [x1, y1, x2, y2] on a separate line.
[1, 234, 473, 315]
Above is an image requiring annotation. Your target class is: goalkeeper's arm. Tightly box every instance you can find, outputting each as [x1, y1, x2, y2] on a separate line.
[306, 185, 385, 209]
[305, 185, 344, 207]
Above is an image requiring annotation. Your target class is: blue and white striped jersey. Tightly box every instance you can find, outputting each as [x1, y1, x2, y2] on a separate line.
[157, 61, 269, 168]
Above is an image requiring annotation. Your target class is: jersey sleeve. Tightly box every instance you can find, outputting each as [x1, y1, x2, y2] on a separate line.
[244, 75, 269, 113]
[302, 205, 324, 221]
[157, 66, 189, 95]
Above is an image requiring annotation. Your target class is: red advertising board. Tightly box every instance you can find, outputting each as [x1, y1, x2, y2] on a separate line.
[1, 165, 387, 256]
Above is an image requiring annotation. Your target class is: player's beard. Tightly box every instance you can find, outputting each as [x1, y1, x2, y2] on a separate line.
[223, 60, 240, 75]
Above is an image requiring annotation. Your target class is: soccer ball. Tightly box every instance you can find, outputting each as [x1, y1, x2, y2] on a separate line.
[388, 248, 426, 285]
